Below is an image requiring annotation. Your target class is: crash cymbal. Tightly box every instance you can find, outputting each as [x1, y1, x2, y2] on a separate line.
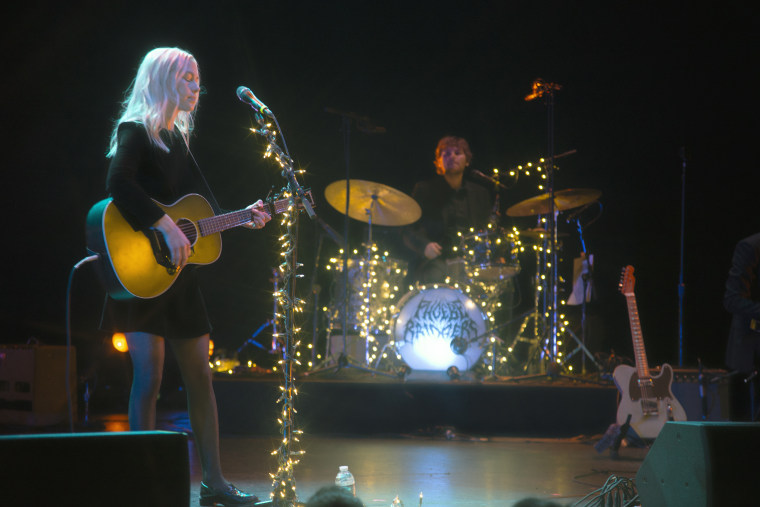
[325, 179, 422, 226]
[519, 227, 568, 241]
[506, 188, 601, 217]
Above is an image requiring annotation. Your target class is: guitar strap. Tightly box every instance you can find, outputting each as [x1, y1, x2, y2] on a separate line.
[186, 149, 223, 215]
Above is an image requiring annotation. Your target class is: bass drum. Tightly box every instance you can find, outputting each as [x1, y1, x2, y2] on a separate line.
[393, 287, 487, 371]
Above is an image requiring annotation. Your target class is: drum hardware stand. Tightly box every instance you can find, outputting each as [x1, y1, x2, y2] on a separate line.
[312, 109, 394, 379]
[308, 203, 396, 378]
[306, 218, 348, 369]
[508, 226, 552, 375]
[563, 213, 604, 374]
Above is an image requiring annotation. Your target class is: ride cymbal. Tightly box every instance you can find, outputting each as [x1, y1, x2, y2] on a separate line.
[506, 188, 601, 217]
[324, 179, 422, 226]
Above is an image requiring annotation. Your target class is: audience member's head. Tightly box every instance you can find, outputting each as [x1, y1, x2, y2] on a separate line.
[305, 485, 365, 507]
[513, 498, 564, 507]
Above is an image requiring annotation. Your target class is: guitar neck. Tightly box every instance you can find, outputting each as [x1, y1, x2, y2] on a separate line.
[197, 209, 253, 236]
[195, 191, 313, 237]
[624, 293, 651, 380]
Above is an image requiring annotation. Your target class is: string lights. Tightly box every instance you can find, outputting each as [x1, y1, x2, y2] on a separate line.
[323, 249, 406, 368]
[250, 113, 308, 505]
[467, 159, 582, 377]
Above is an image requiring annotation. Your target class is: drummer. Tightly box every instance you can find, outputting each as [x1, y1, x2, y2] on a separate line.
[404, 135, 494, 284]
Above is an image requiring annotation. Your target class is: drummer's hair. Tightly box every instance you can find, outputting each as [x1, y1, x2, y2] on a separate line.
[434, 136, 472, 174]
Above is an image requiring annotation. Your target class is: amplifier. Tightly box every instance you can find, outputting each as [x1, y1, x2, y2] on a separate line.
[0, 345, 77, 426]
[669, 368, 731, 421]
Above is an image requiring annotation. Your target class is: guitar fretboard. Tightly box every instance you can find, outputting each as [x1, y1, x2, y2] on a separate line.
[195, 192, 312, 237]
[624, 293, 651, 381]
[198, 209, 253, 236]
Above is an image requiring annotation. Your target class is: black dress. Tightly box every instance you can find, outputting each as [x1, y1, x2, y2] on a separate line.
[99, 122, 212, 340]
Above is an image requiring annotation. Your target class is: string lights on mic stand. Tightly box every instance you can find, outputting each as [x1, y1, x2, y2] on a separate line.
[246, 94, 315, 506]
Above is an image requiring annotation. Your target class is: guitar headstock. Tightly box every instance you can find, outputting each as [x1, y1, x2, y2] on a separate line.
[619, 265, 636, 296]
[266, 188, 316, 215]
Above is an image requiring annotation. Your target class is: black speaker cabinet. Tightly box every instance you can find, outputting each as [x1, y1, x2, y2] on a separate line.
[636, 421, 760, 506]
[0, 431, 190, 507]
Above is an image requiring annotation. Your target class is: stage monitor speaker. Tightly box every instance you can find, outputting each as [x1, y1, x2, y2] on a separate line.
[0, 430, 189, 507]
[636, 421, 760, 507]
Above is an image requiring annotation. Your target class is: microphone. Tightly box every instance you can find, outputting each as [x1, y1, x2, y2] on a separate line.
[236, 86, 273, 117]
[471, 169, 507, 189]
[525, 79, 562, 101]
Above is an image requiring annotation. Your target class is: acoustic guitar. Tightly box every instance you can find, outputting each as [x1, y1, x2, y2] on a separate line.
[613, 265, 686, 439]
[86, 191, 312, 300]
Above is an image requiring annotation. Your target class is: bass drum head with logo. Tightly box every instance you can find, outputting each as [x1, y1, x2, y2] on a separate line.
[393, 287, 487, 371]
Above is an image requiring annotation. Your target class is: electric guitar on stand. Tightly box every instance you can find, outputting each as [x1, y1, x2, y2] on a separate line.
[86, 191, 313, 300]
[613, 265, 686, 439]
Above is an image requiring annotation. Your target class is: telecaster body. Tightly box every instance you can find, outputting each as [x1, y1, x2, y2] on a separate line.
[613, 362, 686, 439]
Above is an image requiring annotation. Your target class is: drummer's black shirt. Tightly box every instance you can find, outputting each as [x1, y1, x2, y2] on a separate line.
[403, 175, 493, 281]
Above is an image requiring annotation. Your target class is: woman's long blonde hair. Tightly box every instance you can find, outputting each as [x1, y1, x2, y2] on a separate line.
[107, 47, 197, 157]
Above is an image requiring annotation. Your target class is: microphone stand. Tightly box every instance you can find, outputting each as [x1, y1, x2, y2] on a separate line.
[245, 100, 313, 505]
[677, 147, 687, 366]
[563, 217, 604, 374]
[526, 79, 562, 371]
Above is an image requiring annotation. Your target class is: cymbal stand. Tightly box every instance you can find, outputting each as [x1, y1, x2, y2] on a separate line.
[500, 230, 551, 375]
[317, 195, 396, 378]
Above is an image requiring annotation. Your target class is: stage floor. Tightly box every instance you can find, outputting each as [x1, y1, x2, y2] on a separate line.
[1, 366, 733, 506]
[101, 411, 648, 507]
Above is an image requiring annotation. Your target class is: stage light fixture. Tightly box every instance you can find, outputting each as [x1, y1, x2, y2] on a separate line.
[112, 333, 128, 352]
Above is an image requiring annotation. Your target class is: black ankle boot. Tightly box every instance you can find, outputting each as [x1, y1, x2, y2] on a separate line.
[200, 482, 259, 506]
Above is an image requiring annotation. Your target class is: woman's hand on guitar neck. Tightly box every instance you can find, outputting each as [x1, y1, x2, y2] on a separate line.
[154, 214, 191, 268]
[244, 200, 272, 229]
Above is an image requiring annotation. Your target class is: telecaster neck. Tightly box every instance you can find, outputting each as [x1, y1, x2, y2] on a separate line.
[624, 293, 651, 381]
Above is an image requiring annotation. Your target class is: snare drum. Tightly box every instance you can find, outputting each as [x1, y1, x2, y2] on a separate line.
[393, 287, 487, 371]
[460, 228, 520, 281]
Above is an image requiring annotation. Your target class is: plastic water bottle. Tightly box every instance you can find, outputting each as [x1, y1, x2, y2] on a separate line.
[335, 465, 356, 496]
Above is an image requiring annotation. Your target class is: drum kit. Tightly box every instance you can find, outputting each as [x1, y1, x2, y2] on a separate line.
[312, 177, 602, 378]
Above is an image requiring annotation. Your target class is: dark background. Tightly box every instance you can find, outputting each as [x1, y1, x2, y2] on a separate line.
[2, 1, 757, 387]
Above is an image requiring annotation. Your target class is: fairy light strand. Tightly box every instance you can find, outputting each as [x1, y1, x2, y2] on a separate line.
[250, 114, 306, 506]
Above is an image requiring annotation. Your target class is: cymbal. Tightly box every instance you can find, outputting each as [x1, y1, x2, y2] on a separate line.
[324, 179, 422, 226]
[519, 227, 568, 241]
[506, 188, 601, 217]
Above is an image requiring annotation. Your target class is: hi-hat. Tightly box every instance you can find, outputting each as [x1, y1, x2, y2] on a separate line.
[325, 179, 422, 226]
[506, 188, 601, 217]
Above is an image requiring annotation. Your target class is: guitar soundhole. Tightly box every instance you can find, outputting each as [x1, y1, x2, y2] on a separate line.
[177, 218, 198, 245]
